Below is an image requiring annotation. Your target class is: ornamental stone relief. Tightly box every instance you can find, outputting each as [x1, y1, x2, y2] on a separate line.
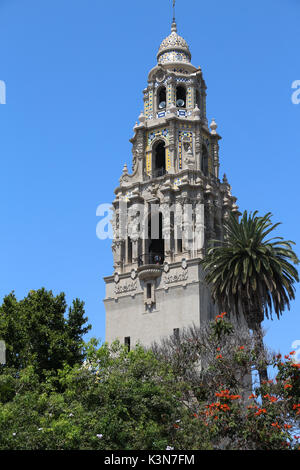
[115, 281, 137, 295]
[165, 270, 188, 285]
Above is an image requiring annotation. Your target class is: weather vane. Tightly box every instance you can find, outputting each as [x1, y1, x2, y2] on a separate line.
[173, 0, 176, 22]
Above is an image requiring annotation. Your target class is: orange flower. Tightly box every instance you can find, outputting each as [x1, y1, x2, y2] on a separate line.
[271, 422, 281, 429]
[284, 384, 292, 389]
[269, 396, 278, 403]
[220, 404, 230, 412]
[239, 346, 245, 350]
[284, 424, 292, 429]
[216, 354, 223, 359]
[215, 312, 227, 321]
[290, 351, 296, 355]
[255, 408, 267, 416]
[248, 394, 257, 400]
[230, 395, 241, 400]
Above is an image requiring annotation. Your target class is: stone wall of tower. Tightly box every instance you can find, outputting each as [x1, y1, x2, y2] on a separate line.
[104, 22, 239, 348]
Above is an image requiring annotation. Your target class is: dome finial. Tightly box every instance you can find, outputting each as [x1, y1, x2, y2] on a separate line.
[171, 1, 177, 32]
[157, 1, 191, 65]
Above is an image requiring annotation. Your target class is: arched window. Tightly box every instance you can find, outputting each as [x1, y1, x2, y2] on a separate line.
[153, 140, 166, 177]
[157, 86, 166, 110]
[176, 85, 186, 108]
[148, 211, 164, 264]
[202, 144, 209, 176]
[195, 89, 201, 108]
[127, 237, 132, 264]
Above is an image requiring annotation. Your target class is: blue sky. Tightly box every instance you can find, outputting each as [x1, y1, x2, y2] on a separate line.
[0, 0, 299, 357]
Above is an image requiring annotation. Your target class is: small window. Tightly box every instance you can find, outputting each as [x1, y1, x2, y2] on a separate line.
[124, 337, 131, 351]
[147, 283, 152, 299]
[158, 87, 166, 110]
[128, 237, 132, 264]
[176, 86, 186, 108]
[177, 238, 183, 254]
[195, 89, 201, 108]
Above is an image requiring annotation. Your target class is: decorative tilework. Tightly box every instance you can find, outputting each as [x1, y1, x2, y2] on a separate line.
[172, 68, 189, 74]
[187, 87, 193, 109]
[173, 177, 182, 189]
[176, 77, 192, 83]
[159, 51, 190, 64]
[167, 84, 173, 107]
[166, 147, 171, 171]
[148, 90, 153, 115]
[147, 128, 169, 146]
[144, 100, 149, 117]
[146, 152, 151, 174]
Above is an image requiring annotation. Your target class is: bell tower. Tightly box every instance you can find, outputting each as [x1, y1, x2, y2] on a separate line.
[104, 16, 239, 348]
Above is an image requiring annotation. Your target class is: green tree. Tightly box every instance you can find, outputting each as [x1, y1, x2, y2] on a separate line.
[0, 317, 298, 450]
[201, 211, 299, 383]
[0, 288, 91, 376]
[0, 342, 182, 450]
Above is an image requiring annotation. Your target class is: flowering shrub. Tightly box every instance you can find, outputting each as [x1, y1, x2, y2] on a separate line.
[0, 313, 298, 450]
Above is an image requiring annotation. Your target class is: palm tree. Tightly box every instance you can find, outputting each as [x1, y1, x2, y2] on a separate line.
[201, 211, 299, 384]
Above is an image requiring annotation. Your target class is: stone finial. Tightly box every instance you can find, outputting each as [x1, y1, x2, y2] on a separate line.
[171, 20, 177, 33]
[223, 173, 228, 184]
[139, 111, 146, 123]
[210, 118, 218, 135]
[193, 104, 201, 120]
[122, 163, 128, 175]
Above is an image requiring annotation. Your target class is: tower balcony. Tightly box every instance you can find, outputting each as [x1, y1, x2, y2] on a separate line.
[137, 252, 164, 281]
[144, 168, 167, 181]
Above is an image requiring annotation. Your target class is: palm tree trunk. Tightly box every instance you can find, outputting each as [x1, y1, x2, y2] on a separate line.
[252, 323, 268, 385]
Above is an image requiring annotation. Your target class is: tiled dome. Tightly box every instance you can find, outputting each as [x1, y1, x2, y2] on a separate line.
[157, 22, 191, 64]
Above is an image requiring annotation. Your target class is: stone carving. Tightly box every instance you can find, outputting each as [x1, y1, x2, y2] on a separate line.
[183, 145, 195, 169]
[165, 270, 188, 284]
[115, 281, 137, 295]
[181, 259, 188, 270]
[131, 269, 137, 280]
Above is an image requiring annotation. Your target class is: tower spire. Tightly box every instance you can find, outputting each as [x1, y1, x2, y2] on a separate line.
[172, 0, 177, 32]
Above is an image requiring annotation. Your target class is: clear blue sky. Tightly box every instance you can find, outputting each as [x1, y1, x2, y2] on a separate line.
[0, 0, 299, 356]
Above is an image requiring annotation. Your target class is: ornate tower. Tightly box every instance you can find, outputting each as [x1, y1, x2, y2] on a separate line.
[104, 18, 239, 348]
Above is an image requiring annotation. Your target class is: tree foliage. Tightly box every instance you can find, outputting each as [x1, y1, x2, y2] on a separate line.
[0, 312, 299, 450]
[201, 211, 299, 330]
[0, 288, 91, 377]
